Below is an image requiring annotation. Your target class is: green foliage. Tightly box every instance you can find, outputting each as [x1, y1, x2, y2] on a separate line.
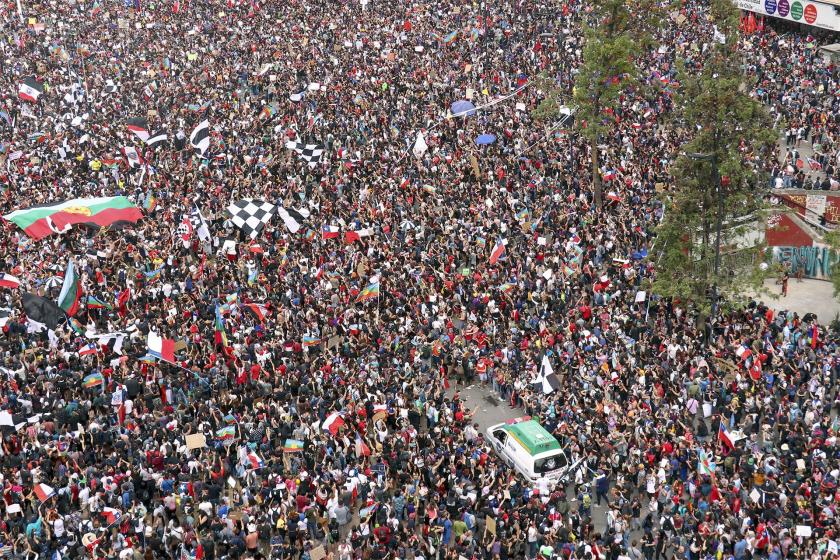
[825, 231, 840, 298]
[652, 0, 776, 311]
[532, 73, 564, 124]
[572, 0, 654, 208]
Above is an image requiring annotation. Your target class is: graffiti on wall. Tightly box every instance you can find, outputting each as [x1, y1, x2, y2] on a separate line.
[773, 245, 838, 280]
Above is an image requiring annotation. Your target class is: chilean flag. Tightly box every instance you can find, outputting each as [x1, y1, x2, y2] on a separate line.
[322, 225, 340, 239]
[718, 420, 734, 450]
[78, 342, 98, 357]
[0, 274, 21, 289]
[34, 483, 55, 502]
[147, 332, 175, 362]
[102, 507, 122, 524]
[344, 228, 373, 244]
[322, 412, 345, 435]
[355, 431, 371, 457]
[489, 239, 506, 265]
[246, 451, 265, 470]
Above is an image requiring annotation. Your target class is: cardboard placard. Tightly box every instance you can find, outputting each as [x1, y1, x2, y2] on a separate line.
[310, 545, 326, 560]
[185, 433, 207, 450]
[795, 525, 812, 538]
[327, 335, 343, 350]
[470, 154, 481, 179]
[485, 516, 496, 535]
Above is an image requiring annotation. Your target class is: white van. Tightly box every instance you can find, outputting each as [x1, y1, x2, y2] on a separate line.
[486, 417, 580, 484]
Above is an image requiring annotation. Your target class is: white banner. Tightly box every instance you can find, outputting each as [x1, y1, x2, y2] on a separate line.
[735, 0, 840, 32]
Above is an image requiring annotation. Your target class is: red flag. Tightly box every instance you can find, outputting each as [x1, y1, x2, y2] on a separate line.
[117, 288, 131, 318]
[709, 484, 720, 502]
[118, 403, 126, 426]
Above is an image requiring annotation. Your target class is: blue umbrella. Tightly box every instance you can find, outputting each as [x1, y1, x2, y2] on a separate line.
[476, 134, 496, 145]
[451, 100, 477, 117]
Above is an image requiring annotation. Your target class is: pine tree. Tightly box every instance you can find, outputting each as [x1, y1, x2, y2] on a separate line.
[652, 0, 776, 317]
[572, 0, 650, 209]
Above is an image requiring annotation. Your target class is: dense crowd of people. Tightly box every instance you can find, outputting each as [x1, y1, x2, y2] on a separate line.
[0, 0, 839, 559]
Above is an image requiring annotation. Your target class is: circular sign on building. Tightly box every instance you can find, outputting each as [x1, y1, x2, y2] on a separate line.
[778, 0, 790, 16]
[803, 3, 817, 24]
[765, 0, 776, 14]
[790, 1, 803, 19]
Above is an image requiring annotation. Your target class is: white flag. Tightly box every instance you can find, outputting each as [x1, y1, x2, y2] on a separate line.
[412, 131, 428, 159]
[713, 26, 726, 45]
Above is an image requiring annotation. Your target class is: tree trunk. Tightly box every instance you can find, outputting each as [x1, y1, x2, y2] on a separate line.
[591, 140, 603, 209]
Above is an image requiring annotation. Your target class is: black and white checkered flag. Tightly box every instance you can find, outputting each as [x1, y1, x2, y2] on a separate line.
[285, 141, 324, 169]
[277, 207, 310, 234]
[226, 199, 276, 239]
[188, 206, 211, 242]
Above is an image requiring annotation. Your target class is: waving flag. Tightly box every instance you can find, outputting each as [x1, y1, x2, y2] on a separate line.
[85, 295, 113, 310]
[356, 281, 380, 303]
[82, 372, 104, 388]
[4, 196, 143, 240]
[246, 452, 265, 470]
[355, 431, 371, 457]
[78, 342, 98, 357]
[322, 225, 340, 239]
[147, 332, 175, 362]
[0, 274, 21, 289]
[126, 118, 150, 142]
[322, 412, 345, 435]
[345, 228, 373, 244]
[302, 335, 321, 347]
[102, 507, 122, 525]
[718, 420, 734, 450]
[214, 303, 228, 347]
[697, 448, 716, 476]
[57, 260, 82, 316]
[489, 239, 506, 265]
[807, 157, 823, 171]
[34, 483, 55, 502]
[216, 426, 235, 440]
[189, 120, 210, 156]
[18, 77, 44, 102]
[283, 439, 304, 452]
[122, 146, 143, 168]
[242, 303, 268, 322]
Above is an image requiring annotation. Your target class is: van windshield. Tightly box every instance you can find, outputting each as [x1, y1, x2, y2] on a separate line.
[534, 453, 567, 474]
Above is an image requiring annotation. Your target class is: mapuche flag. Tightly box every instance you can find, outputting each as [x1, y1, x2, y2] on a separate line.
[3, 196, 143, 240]
[57, 260, 82, 316]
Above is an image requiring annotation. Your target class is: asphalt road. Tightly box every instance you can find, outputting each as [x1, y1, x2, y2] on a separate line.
[448, 381, 619, 536]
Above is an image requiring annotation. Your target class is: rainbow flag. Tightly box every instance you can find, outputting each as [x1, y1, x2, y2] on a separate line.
[85, 295, 113, 310]
[82, 372, 104, 388]
[356, 281, 380, 303]
[283, 439, 304, 452]
[223, 414, 236, 425]
[215, 426, 236, 440]
[143, 191, 156, 212]
[499, 283, 515, 293]
[302, 335, 321, 347]
[214, 303, 228, 347]
[304, 229, 317, 242]
[144, 267, 163, 282]
[515, 208, 530, 221]
[443, 30, 458, 44]
[68, 316, 85, 335]
[260, 102, 280, 119]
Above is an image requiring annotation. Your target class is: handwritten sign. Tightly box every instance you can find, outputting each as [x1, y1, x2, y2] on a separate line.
[185, 433, 207, 450]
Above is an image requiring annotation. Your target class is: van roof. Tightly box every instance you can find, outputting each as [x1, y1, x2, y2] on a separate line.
[502, 420, 561, 455]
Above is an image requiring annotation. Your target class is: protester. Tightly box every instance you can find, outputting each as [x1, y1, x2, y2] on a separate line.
[0, 0, 838, 559]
